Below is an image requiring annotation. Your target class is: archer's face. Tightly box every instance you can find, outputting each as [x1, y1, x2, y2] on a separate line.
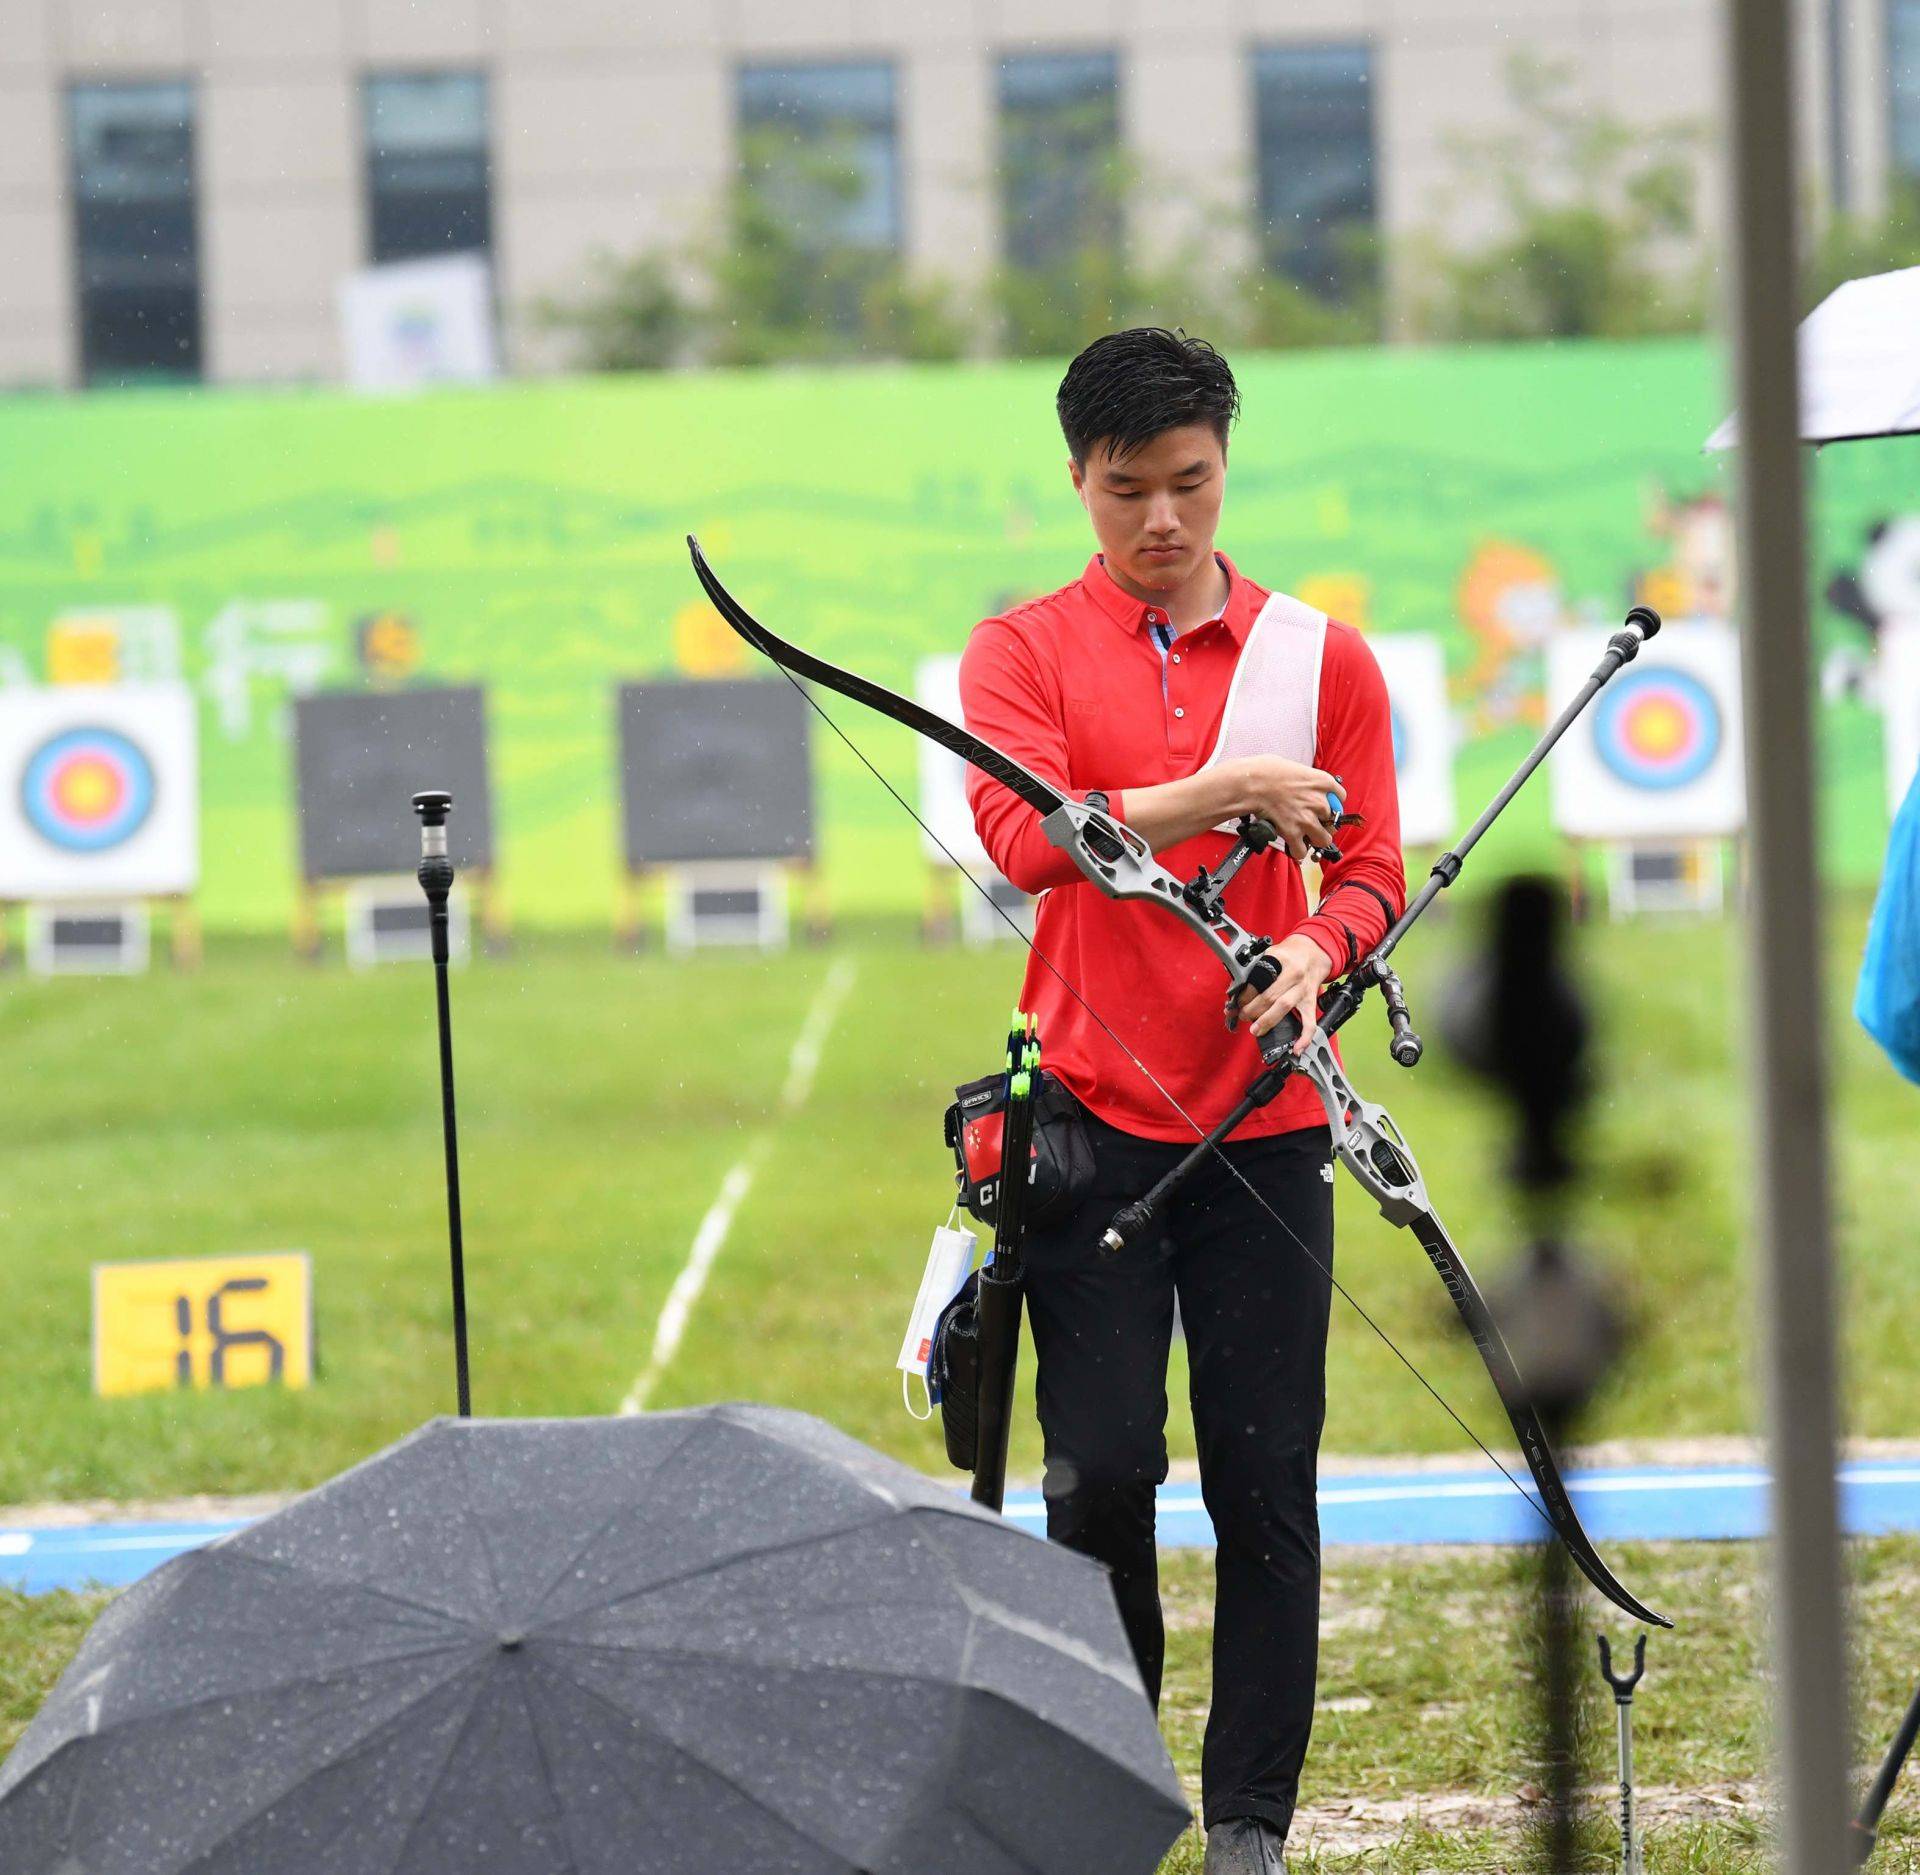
[1070, 424, 1227, 596]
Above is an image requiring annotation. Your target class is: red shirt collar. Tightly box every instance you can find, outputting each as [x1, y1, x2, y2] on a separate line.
[1081, 551, 1254, 644]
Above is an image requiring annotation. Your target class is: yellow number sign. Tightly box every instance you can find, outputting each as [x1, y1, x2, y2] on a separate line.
[92, 1252, 313, 1398]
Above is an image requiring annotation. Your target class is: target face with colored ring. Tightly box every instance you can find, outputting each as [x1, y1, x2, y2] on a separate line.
[21, 726, 157, 853]
[1590, 667, 1722, 791]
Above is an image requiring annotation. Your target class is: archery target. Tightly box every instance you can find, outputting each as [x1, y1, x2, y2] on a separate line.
[1367, 633, 1455, 846]
[1880, 619, 1920, 811]
[1589, 668, 1721, 790]
[0, 685, 199, 898]
[23, 727, 156, 852]
[1547, 622, 1745, 838]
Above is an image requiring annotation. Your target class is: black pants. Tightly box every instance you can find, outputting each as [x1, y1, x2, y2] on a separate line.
[1023, 1109, 1334, 1838]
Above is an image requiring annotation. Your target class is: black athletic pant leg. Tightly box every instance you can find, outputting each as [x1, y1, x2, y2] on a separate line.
[1022, 1106, 1334, 1841]
[1021, 1120, 1181, 1706]
[1177, 1123, 1335, 1836]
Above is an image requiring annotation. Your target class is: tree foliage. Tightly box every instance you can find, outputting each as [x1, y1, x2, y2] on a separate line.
[1405, 54, 1709, 342]
[534, 59, 1920, 370]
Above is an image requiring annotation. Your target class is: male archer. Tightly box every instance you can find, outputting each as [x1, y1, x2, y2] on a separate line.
[958, 328, 1404, 1874]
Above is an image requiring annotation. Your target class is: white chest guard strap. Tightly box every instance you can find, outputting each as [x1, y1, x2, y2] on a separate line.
[1203, 590, 1328, 831]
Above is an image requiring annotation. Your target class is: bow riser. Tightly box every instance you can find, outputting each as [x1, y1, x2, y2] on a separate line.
[1041, 801, 1273, 1000]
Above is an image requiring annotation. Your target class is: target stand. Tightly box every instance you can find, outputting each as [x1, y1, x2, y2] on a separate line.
[660, 861, 791, 954]
[1, 893, 200, 972]
[23, 901, 150, 975]
[1602, 840, 1730, 918]
[342, 878, 472, 968]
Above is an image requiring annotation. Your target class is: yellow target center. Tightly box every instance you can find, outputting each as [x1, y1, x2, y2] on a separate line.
[54, 758, 122, 820]
[1628, 697, 1689, 759]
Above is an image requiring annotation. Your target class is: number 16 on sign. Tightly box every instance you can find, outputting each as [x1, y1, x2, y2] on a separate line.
[92, 1252, 313, 1398]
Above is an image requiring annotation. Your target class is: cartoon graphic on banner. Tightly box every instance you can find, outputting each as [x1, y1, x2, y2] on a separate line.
[0, 683, 200, 897]
[1368, 633, 1455, 847]
[1825, 515, 1920, 706]
[1880, 620, 1920, 809]
[202, 600, 335, 740]
[46, 607, 183, 686]
[1633, 489, 1735, 624]
[355, 611, 422, 685]
[1547, 623, 1746, 839]
[1298, 574, 1373, 634]
[1455, 541, 1571, 733]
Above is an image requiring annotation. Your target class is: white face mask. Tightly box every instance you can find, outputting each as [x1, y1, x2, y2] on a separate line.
[897, 1218, 978, 1420]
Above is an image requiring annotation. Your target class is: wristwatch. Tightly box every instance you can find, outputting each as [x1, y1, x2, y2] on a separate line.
[1085, 790, 1111, 818]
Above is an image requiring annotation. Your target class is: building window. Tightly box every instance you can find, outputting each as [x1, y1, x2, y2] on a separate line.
[735, 62, 901, 254]
[999, 51, 1121, 270]
[364, 72, 492, 263]
[1252, 45, 1377, 299]
[68, 81, 201, 385]
[1894, 0, 1920, 176]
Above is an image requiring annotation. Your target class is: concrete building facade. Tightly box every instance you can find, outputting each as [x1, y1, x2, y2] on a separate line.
[0, 0, 1904, 388]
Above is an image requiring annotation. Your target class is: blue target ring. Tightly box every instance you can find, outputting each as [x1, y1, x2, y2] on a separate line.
[21, 726, 156, 853]
[1591, 667, 1721, 791]
[1390, 703, 1409, 773]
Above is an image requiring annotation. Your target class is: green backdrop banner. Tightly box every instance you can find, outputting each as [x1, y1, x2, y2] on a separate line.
[0, 337, 1909, 928]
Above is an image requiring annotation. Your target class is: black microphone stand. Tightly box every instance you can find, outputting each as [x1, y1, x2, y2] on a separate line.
[412, 789, 470, 1418]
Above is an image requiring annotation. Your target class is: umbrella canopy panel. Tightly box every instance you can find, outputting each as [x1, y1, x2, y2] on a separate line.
[0, 1406, 1189, 1875]
[1704, 264, 1920, 448]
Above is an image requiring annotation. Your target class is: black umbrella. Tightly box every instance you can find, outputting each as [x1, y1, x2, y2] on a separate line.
[0, 1406, 1189, 1874]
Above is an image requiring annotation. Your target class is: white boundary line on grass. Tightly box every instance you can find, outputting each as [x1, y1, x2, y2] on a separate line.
[618, 959, 857, 1417]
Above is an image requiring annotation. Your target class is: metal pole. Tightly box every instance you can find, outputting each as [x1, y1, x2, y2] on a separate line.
[1722, 1, 1851, 1866]
[413, 789, 471, 1418]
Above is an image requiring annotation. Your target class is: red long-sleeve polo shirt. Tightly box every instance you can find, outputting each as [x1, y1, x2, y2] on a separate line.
[959, 552, 1405, 1143]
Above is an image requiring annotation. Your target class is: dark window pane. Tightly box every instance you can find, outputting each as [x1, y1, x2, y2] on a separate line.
[68, 81, 201, 384]
[1895, 0, 1920, 175]
[999, 51, 1120, 269]
[364, 72, 491, 262]
[1253, 44, 1377, 298]
[736, 61, 900, 252]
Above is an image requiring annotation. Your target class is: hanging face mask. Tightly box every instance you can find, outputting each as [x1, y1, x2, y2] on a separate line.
[897, 1214, 978, 1420]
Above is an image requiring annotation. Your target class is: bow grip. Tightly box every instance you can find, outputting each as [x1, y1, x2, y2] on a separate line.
[1238, 951, 1305, 1066]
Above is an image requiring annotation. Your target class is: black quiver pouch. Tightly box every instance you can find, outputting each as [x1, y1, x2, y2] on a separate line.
[944, 1068, 1094, 1230]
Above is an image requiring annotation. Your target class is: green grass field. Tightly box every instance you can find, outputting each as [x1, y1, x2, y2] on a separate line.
[3, 896, 1916, 1867]
[0, 896, 1909, 1503]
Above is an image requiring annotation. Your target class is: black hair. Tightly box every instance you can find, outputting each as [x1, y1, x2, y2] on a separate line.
[1056, 328, 1240, 466]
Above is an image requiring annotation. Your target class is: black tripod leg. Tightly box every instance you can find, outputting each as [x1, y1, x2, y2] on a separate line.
[1854, 1675, 1920, 1863]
